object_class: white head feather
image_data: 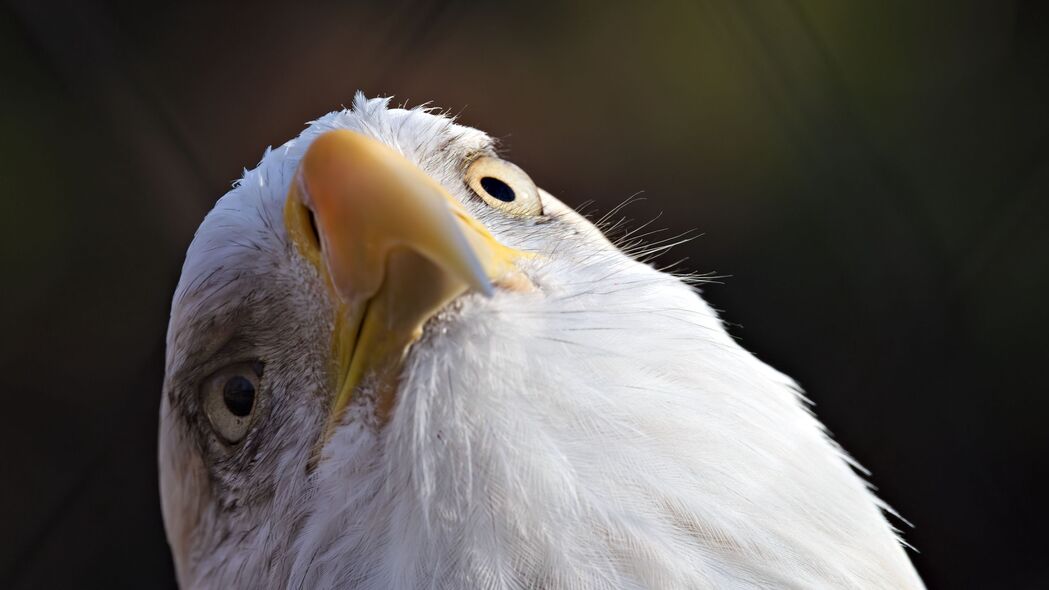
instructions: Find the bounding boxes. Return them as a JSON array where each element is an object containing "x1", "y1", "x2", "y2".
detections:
[{"x1": 159, "y1": 94, "x2": 924, "y2": 589}]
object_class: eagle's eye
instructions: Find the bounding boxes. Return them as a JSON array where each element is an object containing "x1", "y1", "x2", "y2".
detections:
[
  {"x1": 201, "y1": 362, "x2": 262, "y2": 444},
  {"x1": 466, "y1": 156, "x2": 543, "y2": 217}
]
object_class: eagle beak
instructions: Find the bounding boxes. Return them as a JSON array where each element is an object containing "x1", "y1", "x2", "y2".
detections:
[{"x1": 283, "y1": 129, "x2": 526, "y2": 436}]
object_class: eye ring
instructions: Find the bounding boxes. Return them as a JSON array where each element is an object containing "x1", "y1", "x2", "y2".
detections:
[
  {"x1": 466, "y1": 156, "x2": 543, "y2": 217},
  {"x1": 201, "y1": 362, "x2": 262, "y2": 444}
]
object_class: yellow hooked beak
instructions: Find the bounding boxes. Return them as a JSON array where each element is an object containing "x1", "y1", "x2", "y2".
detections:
[{"x1": 284, "y1": 130, "x2": 527, "y2": 436}]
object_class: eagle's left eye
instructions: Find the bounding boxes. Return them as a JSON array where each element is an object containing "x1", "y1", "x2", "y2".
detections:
[
  {"x1": 201, "y1": 362, "x2": 262, "y2": 444},
  {"x1": 466, "y1": 156, "x2": 543, "y2": 217}
]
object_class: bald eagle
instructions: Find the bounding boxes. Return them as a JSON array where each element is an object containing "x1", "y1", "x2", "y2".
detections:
[{"x1": 159, "y1": 94, "x2": 924, "y2": 589}]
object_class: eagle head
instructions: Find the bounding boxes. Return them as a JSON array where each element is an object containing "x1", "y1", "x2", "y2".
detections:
[{"x1": 159, "y1": 94, "x2": 923, "y2": 589}]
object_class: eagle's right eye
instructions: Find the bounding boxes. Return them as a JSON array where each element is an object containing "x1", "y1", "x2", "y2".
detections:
[{"x1": 202, "y1": 362, "x2": 262, "y2": 444}]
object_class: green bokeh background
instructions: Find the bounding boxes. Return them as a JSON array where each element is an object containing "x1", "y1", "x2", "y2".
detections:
[{"x1": 2, "y1": 1, "x2": 1046, "y2": 587}]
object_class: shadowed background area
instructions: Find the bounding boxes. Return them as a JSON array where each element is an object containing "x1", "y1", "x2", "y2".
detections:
[{"x1": 2, "y1": 0, "x2": 1047, "y2": 587}]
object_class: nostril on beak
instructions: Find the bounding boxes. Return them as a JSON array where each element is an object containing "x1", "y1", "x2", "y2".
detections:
[{"x1": 307, "y1": 208, "x2": 321, "y2": 249}]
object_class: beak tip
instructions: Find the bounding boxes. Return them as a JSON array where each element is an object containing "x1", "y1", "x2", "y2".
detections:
[{"x1": 464, "y1": 259, "x2": 495, "y2": 298}]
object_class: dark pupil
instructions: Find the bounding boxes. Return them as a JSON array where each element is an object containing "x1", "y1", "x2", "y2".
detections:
[
  {"x1": 480, "y1": 176, "x2": 516, "y2": 202},
  {"x1": 223, "y1": 376, "x2": 255, "y2": 417}
]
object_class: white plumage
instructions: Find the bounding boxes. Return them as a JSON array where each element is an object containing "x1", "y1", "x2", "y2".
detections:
[{"x1": 159, "y1": 94, "x2": 924, "y2": 589}]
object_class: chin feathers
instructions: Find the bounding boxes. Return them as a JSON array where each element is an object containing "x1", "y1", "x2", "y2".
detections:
[{"x1": 292, "y1": 248, "x2": 923, "y2": 589}]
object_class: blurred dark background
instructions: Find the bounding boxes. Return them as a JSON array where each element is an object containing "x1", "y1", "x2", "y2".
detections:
[{"x1": 2, "y1": 0, "x2": 1047, "y2": 587}]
